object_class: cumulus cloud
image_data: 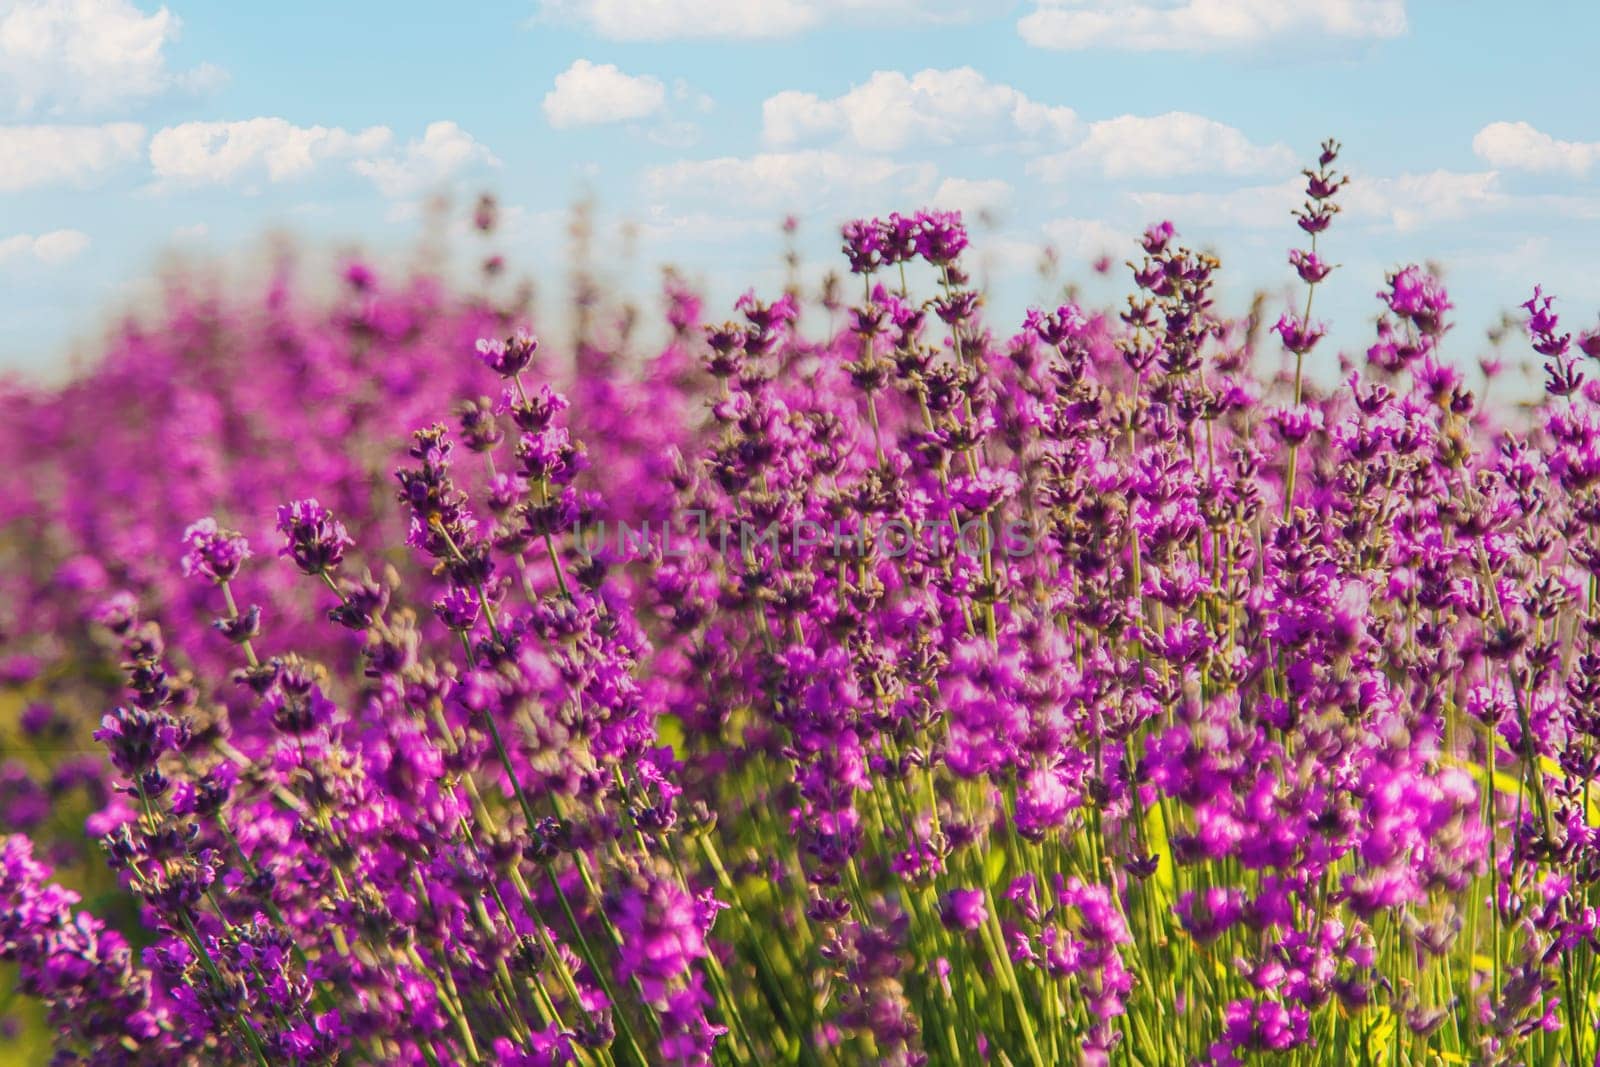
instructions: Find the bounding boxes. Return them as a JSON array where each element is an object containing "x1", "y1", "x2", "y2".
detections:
[
  {"x1": 0, "y1": 228, "x2": 89, "y2": 266},
  {"x1": 0, "y1": 0, "x2": 221, "y2": 114},
  {"x1": 1018, "y1": 0, "x2": 1406, "y2": 52},
  {"x1": 147, "y1": 118, "x2": 496, "y2": 197},
  {"x1": 976, "y1": 216, "x2": 1132, "y2": 279},
  {"x1": 544, "y1": 60, "x2": 668, "y2": 128},
  {"x1": 1130, "y1": 178, "x2": 1301, "y2": 229},
  {"x1": 1042, "y1": 216, "x2": 1132, "y2": 260},
  {"x1": 351, "y1": 121, "x2": 499, "y2": 198},
  {"x1": 930, "y1": 177, "x2": 1013, "y2": 217},
  {"x1": 0, "y1": 122, "x2": 144, "y2": 191},
  {"x1": 536, "y1": 0, "x2": 982, "y2": 40},
  {"x1": 626, "y1": 208, "x2": 771, "y2": 245},
  {"x1": 149, "y1": 118, "x2": 393, "y2": 186},
  {"x1": 1343, "y1": 169, "x2": 1504, "y2": 231},
  {"x1": 763, "y1": 68, "x2": 1077, "y2": 152},
  {"x1": 1130, "y1": 170, "x2": 1504, "y2": 233},
  {"x1": 643, "y1": 149, "x2": 937, "y2": 214},
  {"x1": 673, "y1": 78, "x2": 715, "y2": 113},
  {"x1": 1472, "y1": 121, "x2": 1600, "y2": 177},
  {"x1": 1031, "y1": 112, "x2": 1294, "y2": 179}
]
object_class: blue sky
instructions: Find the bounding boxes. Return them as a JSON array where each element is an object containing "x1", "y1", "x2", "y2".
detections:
[{"x1": 1, "y1": 0, "x2": 1596, "y2": 394}]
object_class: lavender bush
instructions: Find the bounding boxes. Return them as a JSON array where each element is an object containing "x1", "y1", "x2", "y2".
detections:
[{"x1": 4, "y1": 140, "x2": 1600, "y2": 1065}]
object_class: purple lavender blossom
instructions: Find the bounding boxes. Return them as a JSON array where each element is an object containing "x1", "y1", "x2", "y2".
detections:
[{"x1": 179, "y1": 518, "x2": 251, "y2": 583}]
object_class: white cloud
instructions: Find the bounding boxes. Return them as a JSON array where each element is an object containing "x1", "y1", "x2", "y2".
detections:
[
  {"x1": 0, "y1": 228, "x2": 89, "y2": 266},
  {"x1": 1130, "y1": 178, "x2": 1301, "y2": 229},
  {"x1": 1531, "y1": 194, "x2": 1600, "y2": 223},
  {"x1": 1129, "y1": 170, "x2": 1504, "y2": 233},
  {"x1": 0, "y1": 122, "x2": 144, "y2": 191},
  {"x1": 1042, "y1": 216, "x2": 1132, "y2": 259},
  {"x1": 931, "y1": 177, "x2": 1013, "y2": 216},
  {"x1": 977, "y1": 217, "x2": 1132, "y2": 278},
  {"x1": 762, "y1": 91, "x2": 842, "y2": 147},
  {"x1": 763, "y1": 68, "x2": 1076, "y2": 152},
  {"x1": 627, "y1": 208, "x2": 771, "y2": 245},
  {"x1": 1344, "y1": 169, "x2": 1503, "y2": 231},
  {"x1": 0, "y1": 0, "x2": 220, "y2": 114},
  {"x1": 543, "y1": 60, "x2": 668, "y2": 128},
  {"x1": 1031, "y1": 112, "x2": 1294, "y2": 180},
  {"x1": 674, "y1": 78, "x2": 715, "y2": 113},
  {"x1": 147, "y1": 118, "x2": 497, "y2": 197},
  {"x1": 1472, "y1": 121, "x2": 1600, "y2": 177},
  {"x1": 149, "y1": 118, "x2": 393, "y2": 186},
  {"x1": 536, "y1": 0, "x2": 982, "y2": 40},
  {"x1": 1019, "y1": 0, "x2": 1407, "y2": 52},
  {"x1": 643, "y1": 149, "x2": 937, "y2": 214},
  {"x1": 173, "y1": 60, "x2": 227, "y2": 94},
  {"x1": 646, "y1": 120, "x2": 702, "y2": 149},
  {"x1": 350, "y1": 121, "x2": 499, "y2": 198}
]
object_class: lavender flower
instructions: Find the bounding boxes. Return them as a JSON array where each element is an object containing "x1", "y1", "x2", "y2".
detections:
[
  {"x1": 477, "y1": 327, "x2": 540, "y2": 377},
  {"x1": 179, "y1": 518, "x2": 251, "y2": 583},
  {"x1": 275, "y1": 498, "x2": 353, "y2": 575}
]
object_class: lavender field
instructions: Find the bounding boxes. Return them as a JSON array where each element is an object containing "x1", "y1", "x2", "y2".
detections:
[
  {"x1": 5, "y1": 2, "x2": 1600, "y2": 1065},
  {"x1": 3, "y1": 132, "x2": 1600, "y2": 1065}
]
